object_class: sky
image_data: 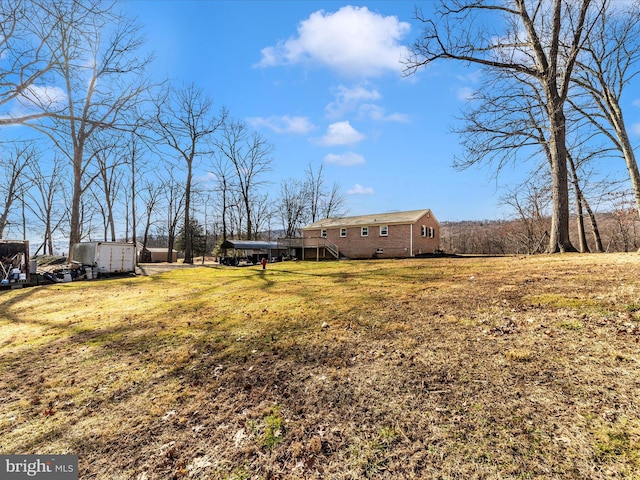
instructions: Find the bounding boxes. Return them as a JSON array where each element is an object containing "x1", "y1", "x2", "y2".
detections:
[
  {"x1": 116, "y1": 0, "x2": 552, "y2": 223},
  {"x1": 2, "y1": 0, "x2": 638, "y2": 251}
]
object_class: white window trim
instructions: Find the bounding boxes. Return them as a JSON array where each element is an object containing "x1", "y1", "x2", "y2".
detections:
[
  {"x1": 321, "y1": 229, "x2": 327, "y2": 238},
  {"x1": 340, "y1": 228, "x2": 347, "y2": 237},
  {"x1": 380, "y1": 225, "x2": 388, "y2": 236},
  {"x1": 361, "y1": 226, "x2": 369, "y2": 237}
]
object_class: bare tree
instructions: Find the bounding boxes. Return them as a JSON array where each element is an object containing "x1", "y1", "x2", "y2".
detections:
[
  {"x1": 25, "y1": 155, "x2": 68, "y2": 255},
  {"x1": 469, "y1": 73, "x2": 608, "y2": 255},
  {"x1": 306, "y1": 163, "x2": 323, "y2": 223},
  {"x1": 320, "y1": 181, "x2": 346, "y2": 220},
  {"x1": 161, "y1": 170, "x2": 186, "y2": 263},
  {"x1": 124, "y1": 129, "x2": 148, "y2": 243},
  {"x1": 210, "y1": 154, "x2": 237, "y2": 244},
  {"x1": 77, "y1": 191, "x2": 101, "y2": 244},
  {"x1": 278, "y1": 179, "x2": 309, "y2": 238},
  {"x1": 305, "y1": 162, "x2": 346, "y2": 221},
  {"x1": 453, "y1": 71, "x2": 547, "y2": 175},
  {"x1": 0, "y1": 143, "x2": 35, "y2": 239},
  {"x1": 216, "y1": 120, "x2": 273, "y2": 240},
  {"x1": 153, "y1": 83, "x2": 225, "y2": 263},
  {"x1": 22, "y1": 1, "x2": 151, "y2": 253},
  {"x1": 0, "y1": 0, "x2": 61, "y2": 126},
  {"x1": 93, "y1": 142, "x2": 125, "y2": 241},
  {"x1": 570, "y1": 2, "x2": 640, "y2": 223},
  {"x1": 250, "y1": 193, "x2": 273, "y2": 239},
  {"x1": 88, "y1": 184, "x2": 109, "y2": 241},
  {"x1": 406, "y1": 0, "x2": 604, "y2": 252},
  {"x1": 276, "y1": 166, "x2": 346, "y2": 238},
  {"x1": 138, "y1": 177, "x2": 164, "y2": 262},
  {"x1": 607, "y1": 192, "x2": 639, "y2": 252},
  {"x1": 500, "y1": 181, "x2": 551, "y2": 254}
]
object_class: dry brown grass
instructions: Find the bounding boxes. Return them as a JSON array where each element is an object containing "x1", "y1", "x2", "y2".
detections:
[{"x1": 2, "y1": 254, "x2": 640, "y2": 479}]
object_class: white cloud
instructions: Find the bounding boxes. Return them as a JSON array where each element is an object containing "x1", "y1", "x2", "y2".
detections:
[
  {"x1": 347, "y1": 183, "x2": 375, "y2": 195},
  {"x1": 326, "y1": 84, "x2": 381, "y2": 118},
  {"x1": 18, "y1": 85, "x2": 67, "y2": 108},
  {"x1": 0, "y1": 85, "x2": 67, "y2": 124},
  {"x1": 326, "y1": 84, "x2": 408, "y2": 122},
  {"x1": 358, "y1": 104, "x2": 409, "y2": 123},
  {"x1": 198, "y1": 171, "x2": 218, "y2": 187},
  {"x1": 257, "y1": 6, "x2": 410, "y2": 78},
  {"x1": 453, "y1": 71, "x2": 481, "y2": 102},
  {"x1": 457, "y1": 86, "x2": 475, "y2": 101},
  {"x1": 247, "y1": 115, "x2": 315, "y2": 134},
  {"x1": 324, "y1": 152, "x2": 365, "y2": 166},
  {"x1": 337, "y1": 84, "x2": 381, "y2": 104},
  {"x1": 632, "y1": 123, "x2": 640, "y2": 136},
  {"x1": 633, "y1": 99, "x2": 640, "y2": 107},
  {"x1": 318, "y1": 121, "x2": 365, "y2": 146},
  {"x1": 456, "y1": 70, "x2": 484, "y2": 84}
]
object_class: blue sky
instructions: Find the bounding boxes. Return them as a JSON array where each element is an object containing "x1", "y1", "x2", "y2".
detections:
[{"x1": 119, "y1": 0, "x2": 640, "y2": 222}]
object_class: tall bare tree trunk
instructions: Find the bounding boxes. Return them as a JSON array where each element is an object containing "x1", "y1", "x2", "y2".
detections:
[
  {"x1": 183, "y1": 161, "x2": 193, "y2": 264},
  {"x1": 547, "y1": 104, "x2": 576, "y2": 252},
  {"x1": 69, "y1": 150, "x2": 84, "y2": 250},
  {"x1": 567, "y1": 153, "x2": 589, "y2": 252}
]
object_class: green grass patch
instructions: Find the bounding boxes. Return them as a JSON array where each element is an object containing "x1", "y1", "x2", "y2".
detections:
[
  {"x1": 594, "y1": 417, "x2": 640, "y2": 469},
  {"x1": 525, "y1": 293, "x2": 598, "y2": 310},
  {"x1": 558, "y1": 320, "x2": 584, "y2": 331},
  {"x1": 262, "y1": 405, "x2": 285, "y2": 450}
]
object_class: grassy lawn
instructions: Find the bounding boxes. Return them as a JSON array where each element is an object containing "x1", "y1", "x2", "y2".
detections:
[{"x1": 2, "y1": 254, "x2": 640, "y2": 479}]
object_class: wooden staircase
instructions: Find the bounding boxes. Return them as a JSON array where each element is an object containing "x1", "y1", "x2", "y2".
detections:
[{"x1": 323, "y1": 239, "x2": 340, "y2": 259}]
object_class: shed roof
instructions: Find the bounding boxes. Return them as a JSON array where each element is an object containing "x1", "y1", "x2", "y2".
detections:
[
  {"x1": 144, "y1": 247, "x2": 177, "y2": 253},
  {"x1": 221, "y1": 240, "x2": 281, "y2": 250},
  {"x1": 303, "y1": 209, "x2": 435, "y2": 230}
]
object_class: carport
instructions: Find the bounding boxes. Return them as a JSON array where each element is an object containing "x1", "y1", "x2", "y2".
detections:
[{"x1": 219, "y1": 240, "x2": 286, "y2": 265}]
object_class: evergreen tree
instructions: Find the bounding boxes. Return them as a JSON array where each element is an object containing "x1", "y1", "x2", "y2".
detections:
[{"x1": 176, "y1": 219, "x2": 207, "y2": 258}]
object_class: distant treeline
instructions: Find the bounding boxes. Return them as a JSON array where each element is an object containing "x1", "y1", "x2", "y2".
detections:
[{"x1": 441, "y1": 212, "x2": 640, "y2": 255}]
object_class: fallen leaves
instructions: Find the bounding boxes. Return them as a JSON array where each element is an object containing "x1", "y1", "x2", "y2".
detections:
[{"x1": 3, "y1": 255, "x2": 640, "y2": 479}]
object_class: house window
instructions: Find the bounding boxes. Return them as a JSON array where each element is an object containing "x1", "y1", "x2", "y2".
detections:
[
  {"x1": 321, "y1": 229, "x2": 327, "y2": 238},
  {"x1": 380, "y1": 225, "x2": 388, "y2": 236},
  {"x1": 361, "y1": 226, "x2": 369, "y2": 237},
  {"x1": 422, "y1": 226, "x2": 435, "y2": 238},
  {"x1": 340, "y1": 228, "x2": 347, "y2": 237}
]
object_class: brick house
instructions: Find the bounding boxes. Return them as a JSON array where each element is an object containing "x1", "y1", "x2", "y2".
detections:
[{"x1": 300, "y1": 209, "x2": 440, "y2": 259}]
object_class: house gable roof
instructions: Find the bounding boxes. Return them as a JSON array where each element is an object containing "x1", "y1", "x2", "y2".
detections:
[{"x1": 303, "y1": 209, "x2": 436, "y2": 230}]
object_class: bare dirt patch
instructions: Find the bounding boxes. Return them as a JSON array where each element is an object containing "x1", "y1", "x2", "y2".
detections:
[{"x1": 2, "y1": 254, "x2": 640, "y2": 479}]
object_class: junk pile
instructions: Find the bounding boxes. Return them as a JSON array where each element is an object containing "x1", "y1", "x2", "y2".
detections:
[
  {"x1": 0, "y1": 241, "x2": 138, "y2": 288},
  {"x1": 0, "y1": 250, "x2": 27, "y2": 285},
  {"x1": 38, "y1": 242, "x2": 137, "y2": 283},
  {"x1": 38, "y1": 261, "x2": 87, "y2": 284}
]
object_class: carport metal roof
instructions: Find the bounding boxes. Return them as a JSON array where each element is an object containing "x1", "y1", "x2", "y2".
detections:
[{"x1": 220, "y1": 240, "x2": 281, "y2": 250}]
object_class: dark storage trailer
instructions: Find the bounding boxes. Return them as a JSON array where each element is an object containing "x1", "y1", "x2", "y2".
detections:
[{"x1": 0, "y1": 240, "x2": 30, "y2": 286}]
